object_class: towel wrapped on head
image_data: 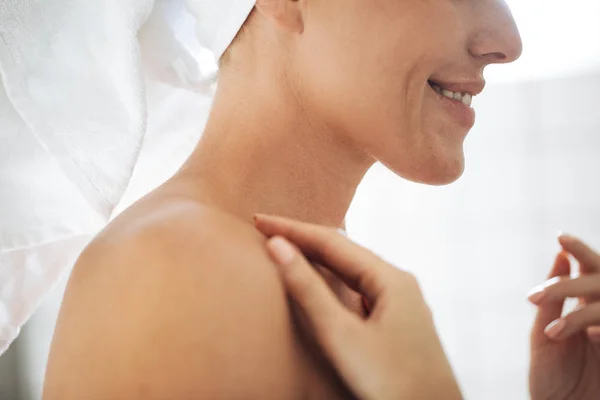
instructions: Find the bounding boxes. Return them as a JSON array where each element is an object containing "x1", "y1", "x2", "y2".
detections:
[{"x1": 0, "y1": 0, "x2": 255, "y2": 355}]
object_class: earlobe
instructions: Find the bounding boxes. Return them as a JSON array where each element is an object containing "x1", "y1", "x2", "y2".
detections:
[{"x1": 255, "y1": 0, "x2": 304, "y2": 34}]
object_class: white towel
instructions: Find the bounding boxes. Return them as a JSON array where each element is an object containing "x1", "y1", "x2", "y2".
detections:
[{"x1": 0, "y1": 0, "x2": 255, "y2": 355}]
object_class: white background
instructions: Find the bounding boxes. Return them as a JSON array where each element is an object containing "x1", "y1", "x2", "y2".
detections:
[
  {"x1": 487, "y1": 0, "x2": 600, "y2": 83},
  {"x1": 1, "y1": 1, "x2": 600, "y2": 399}
]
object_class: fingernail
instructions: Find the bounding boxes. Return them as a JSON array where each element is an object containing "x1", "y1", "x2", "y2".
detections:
[
  {"x1": 545, "y1": 319, "x2": 567, "y2": 339},
  {"x1": 527, "y1": 277, "x2": 562, "y2": 304},
  {"x1": 527, "y1": 288, "x2": 545, "y2": 304},
  {"x1": 268, "y1": 237, "x2": 296, "y2": 265},
  {"x1": 556, "y1": 230, "x2": 564, "y2": 239},
  {"x1": 559, "y1": 233, "x2": 576, "y2": 244},
  {"x1": 337, "y1": 228, "x2": 348, "y2": 237},
  {"x1": 545, "y1": 276, "x2": 563, "y2": 286}
]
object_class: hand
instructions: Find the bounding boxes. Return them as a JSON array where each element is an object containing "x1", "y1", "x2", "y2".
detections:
[
  {"x1": 315, "y1": 262, "x2": 367, "y2": 317},
  {"x1": 528, "y1": 234, "x2": 600, "y2": 400},
  {"x1": 320, "y1": 223, "x2": 366, "y2": 318},
  {"x1": 254, "y1": 214, "x2": 463, "y2": 400}
]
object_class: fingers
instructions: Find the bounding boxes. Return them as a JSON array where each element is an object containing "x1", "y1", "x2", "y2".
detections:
[
  {"x1": 528, "y1": 274, "x2": 600, "y2": 305},
  {"x1": 530, "y1": 252, "x2": 571, "y2": 345},
  {"x1": 254, "y1": 214, "x2": 397, "y2": 303},
  {"x1": 543, "y1": 303, "x2": 600, "y2": 341},
  {"x1": 530, "y1": 244, "x2": 600, "y2": 343},
  {"x1": 315, "y1": 263, "x2": 366, "y2": 317},
  {"x1": 265, "y1": 236, "x2": 360, "y2": 346},
  {"x1": 559, "y1": 234, "x2": 600, "y2": 273}
]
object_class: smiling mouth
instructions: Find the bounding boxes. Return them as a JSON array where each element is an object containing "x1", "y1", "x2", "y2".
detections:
[{"x1": 427, "y1": 80, "x2": 473, "y2": 107}]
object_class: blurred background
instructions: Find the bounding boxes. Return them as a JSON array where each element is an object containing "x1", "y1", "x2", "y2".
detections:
[{"x1": 1, "y1": 0, "x2": 600, "y2": 399}]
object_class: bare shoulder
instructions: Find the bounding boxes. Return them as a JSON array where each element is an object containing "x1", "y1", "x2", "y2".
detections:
[{"x1": 43, "y1": 199, "x2": 304, "y2": 399}]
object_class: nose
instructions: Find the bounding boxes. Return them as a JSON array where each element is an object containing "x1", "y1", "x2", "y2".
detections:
[{"x1": 468, "y1": 1, "x2": 523, "y2": 65}]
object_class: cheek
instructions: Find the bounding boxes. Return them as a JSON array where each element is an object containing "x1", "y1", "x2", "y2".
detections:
[
  {"x1": 295, "y1": 2, "x2": 467, "y2": 184},
  {"x1": 297, "y1": 36, "x2": 418, "y2": 145},
  {"x1": 299, "y1": 76, "x2": 466, "y2": 185}
]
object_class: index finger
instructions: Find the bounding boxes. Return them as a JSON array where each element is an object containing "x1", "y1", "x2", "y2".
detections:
[
  {"x1": 254, "y1": 214, "x2": 399, "y2": 303},
  {"x1": 559, "y1": 234, "x2": 600, "y2": 273}
]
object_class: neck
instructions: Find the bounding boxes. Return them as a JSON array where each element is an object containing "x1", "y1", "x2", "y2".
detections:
[{"x1": 172, "y1": 68, "x2": 374, "y2": 228}]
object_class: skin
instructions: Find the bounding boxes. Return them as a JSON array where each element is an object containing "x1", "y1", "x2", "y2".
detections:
[
  {"x1": 528, "y1": 235, "x2": 600, "y2": 400},
  {"x1": 253, "y1": 215, "x2": 600, "y2": 400},
  {"x1": 43, "y1": 0, "x2": 522, "y2": 398},
  {"x1": 254, "y1": 214, "x2": 464, "y2": 400}
]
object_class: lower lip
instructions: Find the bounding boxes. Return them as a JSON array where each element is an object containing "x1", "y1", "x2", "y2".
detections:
[{"x1": 429, "y1": 85, "x2": 476, "y2": 129}]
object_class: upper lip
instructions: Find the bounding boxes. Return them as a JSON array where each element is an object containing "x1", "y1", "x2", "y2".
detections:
[{"x1": 428, "y1": 79, "x2": 486, "y2": 97}]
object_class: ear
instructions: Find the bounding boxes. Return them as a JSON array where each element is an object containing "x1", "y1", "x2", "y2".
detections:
[{"x1": 255, "y1": 0, "x2": 304, "y2": 34}]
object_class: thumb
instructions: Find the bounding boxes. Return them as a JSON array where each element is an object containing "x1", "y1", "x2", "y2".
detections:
[{"x1": 531, "y1": 251, "x2": 571, "y2": 346}]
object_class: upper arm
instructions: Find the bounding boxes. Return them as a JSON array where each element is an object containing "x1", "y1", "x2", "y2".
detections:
[{"x1": 43, "y1": 211, "x2": 304, "y2": 399}]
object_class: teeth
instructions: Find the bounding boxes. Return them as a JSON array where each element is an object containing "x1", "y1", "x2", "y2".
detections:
[
  {"x1": 442, "y1": 89, "x2": 453, "y2": 98},
  {"x1": 461, "y1": 93, "x2": 472, "y2": 106},
  {"x1": 430, "y1": 83, "x2": 473, "y2": 107}
]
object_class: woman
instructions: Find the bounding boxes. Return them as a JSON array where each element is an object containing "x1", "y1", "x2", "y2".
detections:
[{"x1": 43, "y1": 0, "x2": 524, "y2": 398}]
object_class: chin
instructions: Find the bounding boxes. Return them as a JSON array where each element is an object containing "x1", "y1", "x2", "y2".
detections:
[
  {"x1": 422, "y1": 163, "x2": 465, "y2": 185},
  {"x1": 385, "y1": 149, "x2": 466, "y2": 186}
]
